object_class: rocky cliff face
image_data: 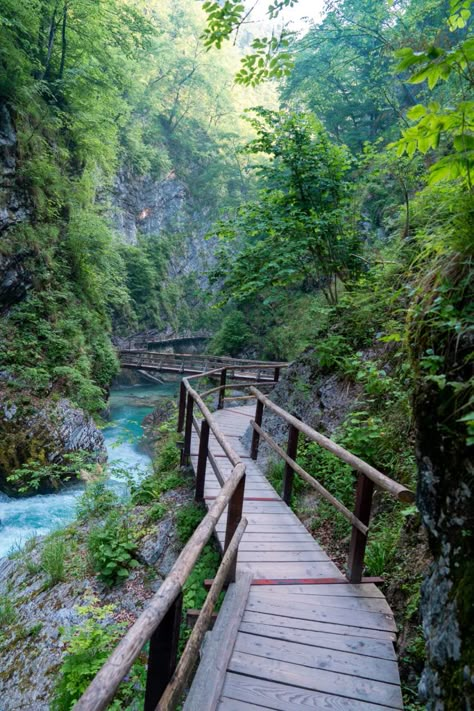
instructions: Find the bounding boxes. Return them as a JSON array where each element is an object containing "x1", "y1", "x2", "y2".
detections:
[
  {"x1": 414, "y1": 333, "x2": 474, "y2": 709},
  {"x1": 0, "y1": 106, "x2": 33, "y2": 313},
  {"x1": 0, "y1": 393, "x2": 105, "y2": 494},
  {"x1": 110, "y1": 168, "x2": 216, "y2": 284},
  {"x1": 0, "y1": 105, "x2": 29, "y2": 233}
]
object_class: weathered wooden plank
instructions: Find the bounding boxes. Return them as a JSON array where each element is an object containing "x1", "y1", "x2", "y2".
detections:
[
  {"x1": 183, "y1": 573, "x2": 253, "y2": 711},
  {"x1": 238, "y1": 622, "x2": 397, "y2": 661},
  {"x1": 248, "y1": 589, "x2": 392, "y2": 615},
  {"x1": 234, "y1": 632, "x2": 400, "y2": 684},
  {"x1": 252, "y1": 583, "x2": 385, "y2": 598},
  {"x1": 218, "y1": 699, "x2": 267, "y2": 711},
  {"x1": 238, "y1": 562, "x2": 343, "y2": 580},
  {"x1": 238, "y1": 551, "x2": 331, "y2": 563},
  {"x1": 246, "y1": 596, "x2": 396, "y2": 632},
  {"x1": 218, "y1": 698, "x2": 268, "y2": 711},
  {"x1": 228, "y1": 652, "x2": 403, "y2": 708},
  {"x1": 233, "y1": 532, "x2": 316, "y2": 542},
  {"x1": 238, "y1": 541, "x2": 322, "y2": 552},
  {"x1": 242, "y1": 610, "x2": 397, "y2": 642},
  {"x1": 221, "y1": 672, "x2": 398, "y2": 711}
]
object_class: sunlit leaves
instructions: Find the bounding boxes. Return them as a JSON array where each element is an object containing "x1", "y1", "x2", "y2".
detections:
[
  {"x1": 393, "y1": 2, "x2": 474, "y2": 186},
  {"x1": 448, "y1": 0, "x2": 472, "y2": 29},
  {"x1": 236, "y1": 32, "x2": 294, "y2": 86},
  {"x1": 200, "y1": 0, "x2": 296, "y2": 83}
]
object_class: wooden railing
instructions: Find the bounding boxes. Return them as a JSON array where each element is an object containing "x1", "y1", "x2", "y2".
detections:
[
  {"x1": 247, "y1": 387, "x2": 415, "y2": 583},
  {"x1": 119, "y1": 349, "x2": 286, "y2": 381},
  {"x1": 75, "y1": 358, "x2": 413, "y2": 710},
  {"x1": 73, "y1": 371, "x2": 259, "y2": 710}
]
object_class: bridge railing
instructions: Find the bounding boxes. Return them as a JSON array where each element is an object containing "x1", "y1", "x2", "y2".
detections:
[
  {"x1": 74, "y1": 370, "x2": 257, "y2": 711},
  {"x1": 247, "y1": 386, "x2": 415, "y2": 583},
  {"x1": 119, "y1": 349, "x2": 287, "y2": 382},
  {"x1": 178, "y1": 365, "x2": 414, "y2": 585}
]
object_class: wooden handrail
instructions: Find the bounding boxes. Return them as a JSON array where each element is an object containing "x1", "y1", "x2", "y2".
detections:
[
  {"x1": 74, "y1": 463, "x2": 246, "y2": 711},
  {"x1": 251, "y1": 420, "x2": 368, "y2": 534},
  {"x1": 183, "y1": 381, "x2": 241, "y2": 467},
  {"x1": 157, "y1": 516, "x2": 248, "y2": 710},
  {"x1": 119, "y1": 349, "x2": 287, "y2": 367},
  {"x1": 250, "y1": 387, "x2": 414, "y2": 503}
]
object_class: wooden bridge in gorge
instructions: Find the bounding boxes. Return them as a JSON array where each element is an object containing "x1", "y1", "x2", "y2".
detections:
[{"x1": 75, "y1": 359, "x2": 414, "y2": 711}]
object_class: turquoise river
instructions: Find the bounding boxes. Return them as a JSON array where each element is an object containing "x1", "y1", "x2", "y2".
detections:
[{"x1": 0, "y1": 380, "x2": 178, "y2": 558}]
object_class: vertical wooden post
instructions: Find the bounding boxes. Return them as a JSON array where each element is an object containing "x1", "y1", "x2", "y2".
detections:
[
  {"x1": 217, "y1": 368, "x2": 227, "y2": 410},
  {"x1": 224, "y1": 472, "x2": 246, "y2": 583},
  {"x1": 144, "y1": 591, "x2": 183, "y2": 711},
  {"x1": 195, "y1": 419, "x2": 209, "y2": 502},
  {"x1": 282, "y1": 424, "x2": 299, "y2": 505},
  {"x1": 251, "y1": 399, "x2": 264, "y2": 460},
  {"x1": 347, "y1": 473, "x2": 374, "y2": 583},
  {"x1": 177, "y1": 381, "x2": 186, "y2": 433},
  {"x1": 274, "y1": 366, "x2": 280, "y2": 383},
  {"x1": 181, "y1": 393, "x2": 194, "y2": 466}
]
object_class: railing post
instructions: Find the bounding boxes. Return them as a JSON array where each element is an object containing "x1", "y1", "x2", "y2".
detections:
[
  {"x1": 181, "y1": 393, "x2": 194, "y2": 466},
  {"x1": 224, "y1": 471, "x2": 246, "y2": 583},
  {"x1": 144, "y1": 590, "x2": 183, "y2": 711},
  {"x1": 274, "y1": 366, "x2": 280, "y2": 383},
  {"x1": 282, "y1": 424, "x2": 299, "y2": 505},
  {"x1": 195, "y1": 419, "x2": 209, "y2": 502},
  {"x1": 177, "y1": 381, "x2": 186, "y2": 433},
  {"x1": 251, "y1": 399, "x2": 264, "y2": 460},
  {"x1": 347, "y1": 472, "x2": 374, "y2": 583},
  {"x1": 217, "y1": 368, "x2": 227, "y2": 410}
]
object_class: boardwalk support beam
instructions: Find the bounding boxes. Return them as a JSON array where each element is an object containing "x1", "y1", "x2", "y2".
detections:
[
  {"x1": 217, "y1": 368, "x2": 227, "y2": 409},
  {"x1": 181, "y1": 393, "x2": 194, "y2": 466},
  {"x1": 251, "y1": 399, "x2": 264, "y2": 460},
  {"x1": 283, "y1": 424, "x2": 299, "y2": 505},
  {"x1": 347, "y1": 472, "x2": 374, "y2": 583},
  {"x1": 144, "y1": 590, "x2": 183, "y2": 711},
  {"x1": 195, "y1": 419, "x2": 210, "y2": 502}
]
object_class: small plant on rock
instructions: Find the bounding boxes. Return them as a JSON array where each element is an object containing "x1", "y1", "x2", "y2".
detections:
[
  {"x1": 87, "y1": 511, "x2": 139, "y2": 586},
  {"x1": 41, "y1": 534, "x2": 66, "y2": 587}
]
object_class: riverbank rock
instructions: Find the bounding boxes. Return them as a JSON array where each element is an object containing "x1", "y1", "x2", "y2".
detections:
[{"x1": 0, "y1": 391, "x2": 105, "y2": 494}]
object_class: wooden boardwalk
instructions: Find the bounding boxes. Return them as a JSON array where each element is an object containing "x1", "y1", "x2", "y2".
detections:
[{"x1": 186, "y1": 405, "x2": 403, "y2": 710}]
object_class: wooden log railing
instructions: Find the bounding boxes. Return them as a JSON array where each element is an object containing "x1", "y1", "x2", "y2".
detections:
[
  {"x1": 119, "y1": 349, "x2": 287, "y2": 382},
  {"x1": 73, "y1": 364, "x2": 258, "y2": 710},
  {"x1": 247, "y1": 386, "x2": 415, "y2": 584}
]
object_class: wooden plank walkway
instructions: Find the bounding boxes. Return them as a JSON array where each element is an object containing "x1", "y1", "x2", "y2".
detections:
[{"x1": 186, "y1": 405, "x2": 403, "y2": 710}]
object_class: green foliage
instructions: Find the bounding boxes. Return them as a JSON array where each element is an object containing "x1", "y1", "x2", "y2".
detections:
[
  {"x1": 76, "y1": 479, "x2": 120, "y2": 521},
  {"x1": 52, "y1": 598, "x2": 145, "y2": 710},
  {"x1": 87, "y1": 512, "x2": 138, "y2": 586},
  {"x1": 175, "y1": 502, "x2": 206, "y2": 544},
  {"x1": 147, "y1": 503, "x2": 167, "y2": 522},
  {"x1": 41, "y1": 535, "x2": 66, "y2": 587},
  {"x1": 393, "y1": 2, "x2": 474, "y2": 186},
  {"x1": 211, "y1": 109, "x2": 361, "y2": 307},
  {"x1": 209, "y1": 311, "x2": 253, "y2": 357},
  {"x1": 201, "y1": 0, "x2": 294, "y2": 84},
  {"x1": 183, "y1": 545, "x2": 221, "y2": 611},
  {"x1": 0, "y1": 594, "x2": 16, "y2": 626}
]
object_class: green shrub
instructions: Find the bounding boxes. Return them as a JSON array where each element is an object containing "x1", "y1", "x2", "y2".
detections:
[
  {"x1": 41, "y1": 535, "x2": 66, "y2": 587},
  {"x1": 175, "y1": 503, "x2": 206, "y2": 544},
  {"x1": 147, "y1": 503, "x2": 167, "y2": 522},
  {"x1": 155, "y1": 438, "x2": 180, "y2": 472},
  {"x1": 87, "y1": 512, "x2": 138, "y2": 586},
  {"x1": 52, "y1": 601, "x2": 145, "y2": 710},
  {"x1": 76, "y1": 479, "x2": 119, "y2": 520},
  {"x1": 0, "y1": 594, "x2": 16, "y2": 626},
  {"x1": 364, "y1": 515, "x2": 402, "y2": 577}
]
